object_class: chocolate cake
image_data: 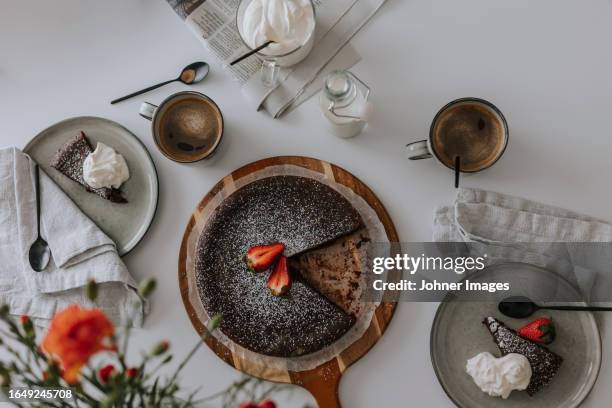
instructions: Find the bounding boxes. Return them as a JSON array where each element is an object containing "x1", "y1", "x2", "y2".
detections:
[
  {"x1": 483, "y1": 317, "x2": 563, "y2": 396},
  {"x1": 50, "y1": 132, "x2": 126, "y2": 203},
  {"x1": 195, "y1": 176, "x2": 363, "y2": 357}
]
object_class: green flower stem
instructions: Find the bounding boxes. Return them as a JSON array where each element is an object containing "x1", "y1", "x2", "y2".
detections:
[
  {"x1": 142, "y1": 355, "x2": 172, "y2": 381},
  {"x1": 165, "y1": 315, "x2": 222, "y2": 391}
]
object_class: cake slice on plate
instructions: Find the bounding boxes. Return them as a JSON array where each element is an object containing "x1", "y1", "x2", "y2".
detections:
[
  {"x1": 50, "y1": 131, "x2": 127, "y2": 203},
  {"x1": 483, "y1": 316, "x2": 563, "y2": 396}
]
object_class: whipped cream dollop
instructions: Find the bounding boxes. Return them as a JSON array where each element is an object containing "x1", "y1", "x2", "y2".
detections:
[
  {"x1": 83, "y1": 142, "x2": 130, "y2": 189},
  {"x1": 241, "y1": 0, "x2": 315, "y2": 56},
  {"x1": 466, "y1": 352, "x2": 532, "y2": 399}
]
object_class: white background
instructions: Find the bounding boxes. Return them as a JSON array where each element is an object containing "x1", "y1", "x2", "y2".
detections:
[{"x1": 1, "y1": 0, "x2": 611, "y2": 406}]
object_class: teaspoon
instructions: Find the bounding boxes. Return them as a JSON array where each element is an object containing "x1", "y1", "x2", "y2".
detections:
[
  {"x1": 499, "y1": 296, "x2": 612, "y2": 319},
  {"x1": 28, "y1": 164, "x2": 51, "y2": 272},
  {"x1": 111, "y1": 61, "x2": 210, "y2": 104}
]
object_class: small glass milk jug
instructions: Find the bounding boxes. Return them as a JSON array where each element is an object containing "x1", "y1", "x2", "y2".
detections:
[{"x1": 319, "y1": 70, "x2": 371, "y2": 138}]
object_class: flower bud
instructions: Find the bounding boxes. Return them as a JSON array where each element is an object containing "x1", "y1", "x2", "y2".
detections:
[
  {"x1": 20, "y1": 315, "x2": 34, "y2": 335},
  {"x1": 0, "y1": 372, "x2": 10, "y2": 387},
  {"x1": 98, "y1": 364, "x2": 117, "y2": 384},
  {"x1": 258, "y1": 400, "x2": 277, "y2": 408},
  {"x1": 47, "y1": 361, "x2": 61, "y2": 379},
  {"x1": 208, "y1": 314, "x2": 223, "y2": 331},
  {"x1": 125, "y1": 367, "x2": 139, "y2": 379},
  {"x1": 151, "y1": 340, "x2": 170, "y2": 356},
  {"x1": 85, "y1": 279, "x2": 98, "y2": 302},
  {"x1": 138, "y1": 278, "x2": 157, "y2": 298},
  {"x1": 0, "y1": 304, "x2": 9, "y2": 318}
]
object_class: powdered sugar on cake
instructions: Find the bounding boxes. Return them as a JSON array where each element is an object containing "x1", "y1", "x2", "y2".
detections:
[{"x1": 195, "y1": 176, "x2": 363, "y2": 357}]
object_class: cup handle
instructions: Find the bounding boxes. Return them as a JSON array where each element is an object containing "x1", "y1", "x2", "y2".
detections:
[
  {"x1": 261, "y1": 60, "x2": 280, "y2": 88},
  {"x1": 406, "y1": 140, "x2": 433, "y2": 160},
  {"x1": 139, "y1": 102, "x2": 158, "y2": 121}
]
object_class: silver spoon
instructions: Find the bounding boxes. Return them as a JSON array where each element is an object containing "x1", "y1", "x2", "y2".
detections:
[
  {"x1": 110, "y1": 61, "x2": 210, "y2": 104},
  {"x1": 28, "y1": 164, "x2": 51, "y2": 272},
  {"x1": 498, "y1": 296, "x2": 612, "y2": 319}
]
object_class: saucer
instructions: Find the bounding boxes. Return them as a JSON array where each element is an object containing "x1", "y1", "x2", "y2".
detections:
[
  {"x1": 24, "y1": 116, "x2": 159, "y2": 255},
  {"x1": 430, "y1": 263, "x2": 601, "y2": 408}
]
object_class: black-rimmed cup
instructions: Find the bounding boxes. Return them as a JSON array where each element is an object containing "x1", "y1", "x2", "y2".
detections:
[
  {"x1": 406, "y1": 98, "x2": 508, "y2": 174},
  {"x1": 139, "y1": 91, "x2": 224, "y2": 163}
]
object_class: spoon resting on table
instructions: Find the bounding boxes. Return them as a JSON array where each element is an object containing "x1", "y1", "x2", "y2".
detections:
[
  {"x1": 110, "y1": 61, "x2": 210, "y2": 104},
  {"x1": 499, "y1": 296, "x2": 612, "y2": 319}
]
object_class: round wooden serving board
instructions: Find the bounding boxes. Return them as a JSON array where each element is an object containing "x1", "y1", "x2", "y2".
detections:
[{"x1": 178, "y1": 156, "x2": 399, "y2": 408}]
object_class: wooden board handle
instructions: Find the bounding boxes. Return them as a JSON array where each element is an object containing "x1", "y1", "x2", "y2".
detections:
[{"x1": 293, "y1": 359, "x2": 342, "y2": 408}]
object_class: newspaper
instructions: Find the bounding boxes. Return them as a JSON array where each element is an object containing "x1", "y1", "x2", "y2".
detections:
[{"x1": 167, "y1": 0, "x2": 386, "y2": 117}]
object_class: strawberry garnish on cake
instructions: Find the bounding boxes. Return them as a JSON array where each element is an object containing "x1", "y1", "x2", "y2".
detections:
[
  {"x1": 244, "y1": 242, "x2": 285, "y2": 272},
  {"x1": 518, "y1": 317, "x2": 556, "y2": 345},
  {"x1": 267, "y1": 256, "x2": 291, "y2": 296},
  {"x1": 483, "y1": 316, "x2": 563, "y2": 396}
]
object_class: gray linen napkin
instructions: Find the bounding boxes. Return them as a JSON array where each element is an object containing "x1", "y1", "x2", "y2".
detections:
[
  {"x1": 434, "y1": 188, "x2": 612, "y2": 302},
  {"x1": 0, "y1": 147, "x2": 143, "y2": 326},
  {"x1": 434, "y1": 188, "x2": 612, "y2": 243}
]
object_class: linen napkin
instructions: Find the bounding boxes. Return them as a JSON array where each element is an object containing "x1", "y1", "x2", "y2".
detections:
[
  {"x1": 0, "y1": 147, "x2": 144, "y2": 327},
  {"x1": 434, "y1": 188, "x2": 612, "y2": 243},
  {"x1": 434, "y1": 188, "x2": 612, "y2": 302}
]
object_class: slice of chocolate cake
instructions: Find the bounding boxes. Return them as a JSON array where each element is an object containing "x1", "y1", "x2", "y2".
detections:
[
  {"x1": 196, "y1": 176, "x2": 362, "y2": 357},
  {"x1": 50, "y1": 132, "x2": 127, "y2": 203},
  {"x1": 483, "y1": 317, "x2": 563, "y2": 396}
]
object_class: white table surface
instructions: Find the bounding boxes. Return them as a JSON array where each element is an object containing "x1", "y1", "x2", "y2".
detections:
[{"x1": 1, "y1": 1, "x2": 611, "y2": 406}]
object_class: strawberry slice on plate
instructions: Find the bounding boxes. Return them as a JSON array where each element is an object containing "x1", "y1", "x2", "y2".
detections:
[
  {"x1": 267, "y1": 256, "x2": 292, "y2": 296},
  {"x1": 244, "y1": 242, "x2": 285, "y2": 272},
  {"x1": 518, "y1": 316, "x2": 556, "y2": 344}
]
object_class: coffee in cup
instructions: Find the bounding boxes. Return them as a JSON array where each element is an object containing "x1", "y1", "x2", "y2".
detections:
[
  {"x1": 139, "y1": 91, "x2": 223, "y2": 163},
  {"x1": 406, "y1": 98, "x2": 508, "y2": 173}
]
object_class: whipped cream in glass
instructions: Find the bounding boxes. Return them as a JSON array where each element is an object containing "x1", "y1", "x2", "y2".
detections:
[
  {"x1": 83, "y1": 142, "x2": 130, "y2": 189},
  {"x1": 466, "y1": 352, "x2": 532, "y2": 399},
  {"x1": 241, "y1": 0, "x2": 315, "y2": 56}
]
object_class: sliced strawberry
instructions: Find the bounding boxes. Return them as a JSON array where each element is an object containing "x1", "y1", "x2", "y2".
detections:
[
  {"x1": 244, "y1": 242, "x2": 285, "y2": 272},
  {"x1": 267, "y1": 256, "x2": 292, "y2": 296},
  {"x1": 518, "y1": 316, "x2": 555, "y2": 344}
]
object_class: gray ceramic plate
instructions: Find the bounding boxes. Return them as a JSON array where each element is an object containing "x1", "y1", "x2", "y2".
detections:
[
  {"x1": 24, "y1": 116, "x2": 158, "y2": 255},
  {"x1": 431, "y1": 263, "x2": 601, "y2": 408}
]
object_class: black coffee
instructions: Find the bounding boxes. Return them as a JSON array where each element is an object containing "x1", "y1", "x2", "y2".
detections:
[
  {"x1": 431, "y1": 101, "x2": 506, "y2": 172},
  {"x1": 158, "y1": 97, "x2": 222, "y2": 161}
]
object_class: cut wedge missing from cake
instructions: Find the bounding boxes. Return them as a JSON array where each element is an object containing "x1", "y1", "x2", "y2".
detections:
[
  {"x1": 50, "y1": 132, "x2": 127, "y2": 203},
  {"x1": 483, "y1": 316, "x2": 563, "y2": 396},
  {"x1": 195, "y1": 176, "x2": 363, "y2": 357},
  {"x1": 288, "y1": 229, "x2": 370, "y2": 318}
]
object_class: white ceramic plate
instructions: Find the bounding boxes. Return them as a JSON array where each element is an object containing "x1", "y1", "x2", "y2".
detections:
[
  {"x1": 24, "y1": 116, "x2": 159, "y2": 255},
  {"x1": 431, "y1": 263, "x2": 601, "y2": 408}
]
